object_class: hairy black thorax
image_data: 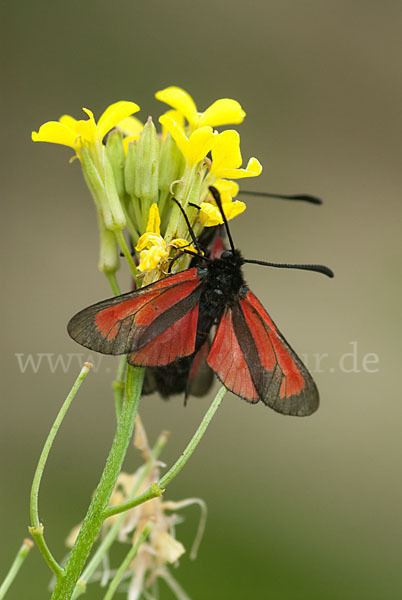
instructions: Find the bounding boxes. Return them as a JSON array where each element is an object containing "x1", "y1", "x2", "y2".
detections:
[
  {"x1": 198, "y1": 248, "x2": 248, "y2": 319},
  {"x1": 145, "y1": 249, "x2": 249, "y2": 400}
]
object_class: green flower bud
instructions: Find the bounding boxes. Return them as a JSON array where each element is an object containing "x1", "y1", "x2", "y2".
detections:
[
  {"x1": 158, "y1": 132, "x2": 185, "y2": 229},
  {"x1": 98, "y1": 222, "x2": 120, "y2": 274},
  {"x1": 135, "y1": 117, "x2": 159, "y2": 207},
  {"x1": 124, "y1": 139, "x2": 137, "y2": 198},
  {"x1": 106, "y1": 130, "x2": 125, "y2": 200},
  {"x1": 103, "y1": 150, "x2": 127, "y2": 231},
  {"x1": 79, "y1": 147, "x2": 114, "y2": 230},
  {"x1": 159, "y1": 132, "x2": 184, "y2": 194}
]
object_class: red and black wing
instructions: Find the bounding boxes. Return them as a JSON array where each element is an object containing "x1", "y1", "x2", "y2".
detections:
[
  {"x1": 207, "y1": 290, "x2": 318, "y2": 416},
  {"x1": 186, "y1": 339, "x2": 214, "y2": 398},
  {"x1": 67, "y1": 268, "x2": 203, "y2": 366}
]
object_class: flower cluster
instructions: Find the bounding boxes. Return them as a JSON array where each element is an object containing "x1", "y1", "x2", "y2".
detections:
[{"x1": 32, "y1": 86, "x2": 262, "y2": 282}]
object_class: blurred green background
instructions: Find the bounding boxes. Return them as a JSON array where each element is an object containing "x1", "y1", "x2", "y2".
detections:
[{"x1": 2, "y1": 0, "x2": 402, "y2": 598}]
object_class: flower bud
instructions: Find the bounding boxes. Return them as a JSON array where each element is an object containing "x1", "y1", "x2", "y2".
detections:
[
  {"x1": 79, "y1": 147, "x2": 114, "y2": 230},
  {"x1": 106, "y1": 130, "x2": 125, "y2": 200},
  {"x1": 135, "y1": 117, "x2": 159, "y2": 206},
  {"x1": 98, "y1": 223, "x2": 120, "y2": 274},
  {"x1": 159, "y1": 132, "x2": 184, "y2": 195},
  {"x1": 103, "y1": 149, "x2": 127, "y2": 231},
  {"x1": 124, "y1": 139, "x2": 137, "y2": 197}
]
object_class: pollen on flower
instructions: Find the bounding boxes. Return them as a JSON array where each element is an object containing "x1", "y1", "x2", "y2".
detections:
[{"x1": 138, "y1": 244, "x2": 168, "y2": 272}]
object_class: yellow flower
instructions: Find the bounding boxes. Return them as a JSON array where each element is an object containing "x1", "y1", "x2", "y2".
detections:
[
  {"x1": 208, "y1": 129, "x2": 262, "y2": 180},
  {"x1": 155, "y1": 86, "x2": 245, "y2": 129},
  {"x1": 136, "y1": 204, "x2": 194, "y2": 272},
  {"x1": 213, "y1": 179, "x2": 240, "y2": 201},
  {"x1": 116, "y1": 115, "x2": 144, "y2": 138},
  {"x1": 31, "y1": 101, "x2": 140, "y2": 151},
  {"x1": 160, "y1": 109, "x2": 184, "y2": 139},
  {"x1": 199, "y1": 180, "x2": 246, "y2": 227},
  {"x1": 159, "y1": 114, "x2": 217, "y2": 166}
]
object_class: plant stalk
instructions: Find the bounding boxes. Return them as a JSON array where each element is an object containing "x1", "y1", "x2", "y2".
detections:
[
  {"x1": 51, "y1": 365, "x2": 144, "y2": 600},
  {"x1": 30, "y1": 363, "x2": 92, "y2": 578},
  {"x1": 0, "y1": 539, "x2": 33, "y2": 600},
  {"x1": 102, "y1": 523, "x2": 153, "y2": 600}
]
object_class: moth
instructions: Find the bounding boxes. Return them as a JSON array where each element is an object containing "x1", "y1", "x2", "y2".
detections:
[{"x1": 68, "y1": 187, "x2": 333, "y2": 416}]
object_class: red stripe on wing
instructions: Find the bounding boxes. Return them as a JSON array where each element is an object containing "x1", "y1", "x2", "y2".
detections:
[
  {"x1": 241, "y1": 291, "x2": 305, "y2": 399},
  {"x1": 128, "y1": 302, "x2": 199, "y2": 366},
  {"x1": 67, "y1": 268, "x2": 201, "y2": 355},
  {"x1": 207, "y1": 309, "x2": 259, "y2": 402},
  {"x1": 94, "y1": 270, "x2": 200, "y2": 338}
]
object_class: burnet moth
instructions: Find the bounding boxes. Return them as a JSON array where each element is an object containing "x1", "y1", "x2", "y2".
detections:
[{"x1": 68, "y1": 187, "x2": 333, "y2": 416}]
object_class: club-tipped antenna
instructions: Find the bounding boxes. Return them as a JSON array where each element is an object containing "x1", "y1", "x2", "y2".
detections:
[
  {"x1": 209, "y1": 186, "x2": 236, "y2": 253},
  {"x1": 240, "y1": 190, "x2": 322, "y2": 205},
  {"x1": 171, "y1": 197, "x2": 203, "y2": 255},
  {"x1": 243, "y1": 259, "x2": 334, "y2": 278}
]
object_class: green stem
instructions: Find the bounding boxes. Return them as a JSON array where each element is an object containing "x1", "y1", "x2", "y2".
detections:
[
  {"x1": 71, "y1": 431, "x2": 169, "y2": 599},
  {"x1": 103, "y1": 275, "x2": 127, "y2": 420},
  {"x1": 29, "y1": 525, "x2": 63, "y2": 579},
  {"x1": 102, "y1": 523, "x2": 153, "y2": 600},
  {"x1": 30, "y1": 364, "x2": 92, "y2": 577},
  {"x1": 104, "y1": 386, "x2": 226, "y2": 519},
  {"x1": 104, "y1": 272, "x2": 121, "y2": 296},
  {"x1": 159, "y1": 385, "x2": 225, "y2": 489},
  {"x1": 103, "y1": 277, "x2": 126, "y2": 422},
  {"x1": 113, "y1": 356, "x2": 127, "y2": 422},
  {"x1": 0, "y1": 539, "x2": 33, "y2": 600},
  {"x1": 51, "y1": 365, "x2": 144, "y2": 600},
  {"x1": 114, "y1": 230, "x2": 139, "y2": 283}
]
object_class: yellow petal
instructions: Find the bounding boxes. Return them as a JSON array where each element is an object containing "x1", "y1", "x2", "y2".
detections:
[
  {"x1": 200, "y1": 198, "x2": 246, "y2": 226},
  {"x1": 97, "y1": 101, "x2": 140, "y2": 140},
  {"x1": 138, "y1": 245, "x2": 168, "y2": 272},
  {"x1": 135, "y1": 232, "x2": 165, "y2": 252},
  {"x1": 159, "y1": 114, "x2": 188, "y2": 158},
  {"x1": 122, "y1": 136, "x2": 139, "y2": 154},
  {"x1": 59, "y1": 114, "x2": 80, "y2": 133},
  {"x1": 218, "y1": 157, "x2": 263, "y2": 180},
  {"x1": 214, "y1": 179, "x2": 239, "y2": 197},
  {"x1": 222, "y1": 199, "x2": 246, "y2": 220},
  {"x1": 31, "y1": 121, "x2": 78, "y2": 148},
  {"x1": 160, "y1": 109, "x2": 184, "y2": 139},
  {"x1": 163, "y1": 109, "x2": 184, "y2": 128},
  {"x1": 198, "y1": 98, "x2": 246, "y2": 128},
  {"x1": 155, "y1": 86, "x2": 198, "y2": 126},
  {"x1": 116, "y1": 116, "x2": 144, "y2": 137},
  {"x1": 199, "y1": 203, "x2": 223, "y2": 227},
  {"x1": 210, "y1": 130, "x2": 242, "y2": 176},
  {"x1": 170, "y1": 239, "x2": 196, "y2": 253},
  {"x1": 217, "y1": 190, "x2": 233, "y2": 204},
  {"x1": 75, "y1": 108, "x2": 98, "y2": 144},
  {"x1": 186, "y1": 127, "x2": 217, "y2": 166},
  {"x1": 146, "y1": 203, "x2": 161, "y2": 234}
]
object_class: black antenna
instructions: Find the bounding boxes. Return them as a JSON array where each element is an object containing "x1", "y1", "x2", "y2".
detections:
[
  {"x1": 171, "y1": 197, "x2": 203, "y2": 255},
  {"x1": 168, "y1": 248, "x2": 208, "y2": 273},
  {"x1": 240, "y1": 190, "x2": 322, "y2": 205},
  {"x1": 243, "y1": 259, "x2": 334, "y2": 278},
  {"x1": 209, "y1": 186, "x2": 236, "y2": 253}
]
